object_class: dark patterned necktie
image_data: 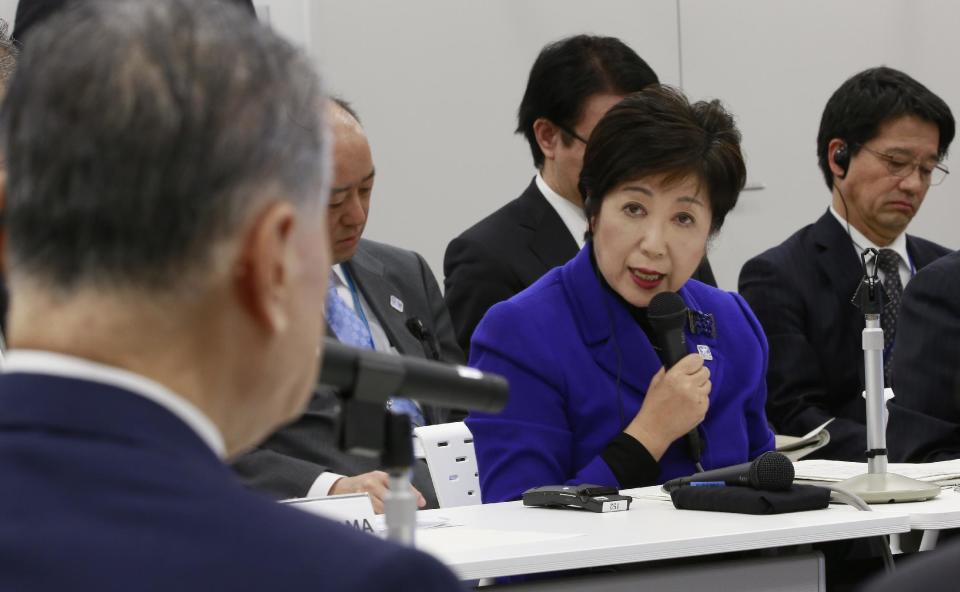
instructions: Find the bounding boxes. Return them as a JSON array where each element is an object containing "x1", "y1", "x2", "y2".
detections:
[{"x1": 875, "y1": 249, "x2": 904, "y2": 382}]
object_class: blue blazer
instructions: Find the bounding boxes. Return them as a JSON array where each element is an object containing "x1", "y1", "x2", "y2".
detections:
[
  {"x1": 0, "y1": 372, "x2": 461, "y2": 591},
  {"x1": 466, "y1": 246, "x2": 775, "y2": 503}
]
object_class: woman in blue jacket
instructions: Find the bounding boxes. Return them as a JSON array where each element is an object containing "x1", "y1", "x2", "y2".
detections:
[{"x1": 466, "y1": 86, "x2": 775, "y2": 503}]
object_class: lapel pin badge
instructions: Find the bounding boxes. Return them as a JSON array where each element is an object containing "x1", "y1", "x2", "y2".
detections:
[
  {"x1": 390, "y1": 295, "x2": 404, "y2": 313},
  {"x1": 697, "y1": 344, "x2": 714, "y2": 361},
  {"x1": 687, "y1": 310, "x2": 717, "y2": 339}
]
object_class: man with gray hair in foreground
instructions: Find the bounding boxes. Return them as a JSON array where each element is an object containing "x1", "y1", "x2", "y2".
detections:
[{"x1": 0, "y1": 0, "x2": 460, "y2": 590}]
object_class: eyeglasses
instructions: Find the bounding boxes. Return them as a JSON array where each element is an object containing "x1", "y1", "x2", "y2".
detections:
[
  {"x1": 553, "y1": 121, "x2": 588, "y2": 145},
  {"x1": 856, "y1": 143, "x2": 950, "y2": 186}
]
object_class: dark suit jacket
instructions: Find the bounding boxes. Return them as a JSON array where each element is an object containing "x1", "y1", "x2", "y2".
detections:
[
  {"x1": 0, "y1": 372, "x2": 461, "y2": 591},
  {"x1": 444, "y1": 178, "x2": 716, "y2": 357},
  {"x1": 739, "y1": 210, "x2": 949, "y2": 461},
  {"x1": 233, "y1": 239, "x2": 464, "y2": 503},
  {"x1": 887, "y1": 250, "x2": 960, "y2": 462},
  {"x1": 863, "y1": 538, "x2": 960, "y2": 592}
]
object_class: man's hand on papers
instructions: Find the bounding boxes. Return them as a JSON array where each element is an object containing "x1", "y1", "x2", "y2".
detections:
[{"x1": 330, "y1": 471, "x2": 427, "y2": 514}]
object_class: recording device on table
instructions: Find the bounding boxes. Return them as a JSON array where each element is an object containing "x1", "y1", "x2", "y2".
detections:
[
  {"x1": 318, "y1": 338, "x2": 509, "y2": 545},
  {"x1": 648, "y1": 292, "x2": 704, "y2": 472},
  {"x1": 522, "y1": 484, "x2": 632, "y2": 513}
]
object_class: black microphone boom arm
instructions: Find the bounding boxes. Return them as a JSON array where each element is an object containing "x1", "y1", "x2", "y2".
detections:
[{"x1": 318, "y1": 338, "x2": 509, "y2": 457}]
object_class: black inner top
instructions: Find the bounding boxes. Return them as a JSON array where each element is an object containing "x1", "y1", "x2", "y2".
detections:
[{"x1": 589, "y1": 244, "x2": 663, "y2": 489}]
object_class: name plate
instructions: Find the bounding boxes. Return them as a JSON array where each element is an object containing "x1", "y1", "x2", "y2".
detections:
[{"x1": 282, "y1": 493, "x2": 377, "y2": 533}]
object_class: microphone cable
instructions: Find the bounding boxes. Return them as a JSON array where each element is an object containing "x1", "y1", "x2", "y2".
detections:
[
  {"x1": 835, "y1": 183, "x2": 857, "y2": 260},
  {"x1": 813, "y1": 482, "x2": 896, "y2": 574}
]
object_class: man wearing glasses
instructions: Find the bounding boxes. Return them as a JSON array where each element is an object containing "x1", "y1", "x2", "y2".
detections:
[
  {"x1": 443, "y1": 34, "x2": 715, "y2": 359},
  {"x1": 740, "y1": 66, "x2": 954, "y2": 462}
]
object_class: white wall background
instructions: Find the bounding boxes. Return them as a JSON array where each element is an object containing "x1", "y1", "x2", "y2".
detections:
[
  {"x1": 2, "y1": 1, "x2": 957, "y2": 291},
  {"x1": 0, "y1": 0, "x2": 15, "y2": 29},
  {"x1": 308, "y1": 0, "x2": 683, "y2": 284},
  {"x1": 681, "y1": 0, "x2": 960, "y2": 288},
  {"x1": 297, "y1": 0, "x2": 960, "y2": 291}
]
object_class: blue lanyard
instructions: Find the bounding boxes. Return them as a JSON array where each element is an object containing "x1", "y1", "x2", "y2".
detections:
[{"x1": 341, "y1": 266, "x2": 375, "y2": 350}]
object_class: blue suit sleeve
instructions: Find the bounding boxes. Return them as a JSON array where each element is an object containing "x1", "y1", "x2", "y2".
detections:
[
  {"x1": 465, "y1": 302, "x2": 619, "y2": 503},
  {"x1": 731, "y1": 292, "x2": 776, "y2": 459},
  {"x1": 364, "y1": 546, "x2": 464, "y2": 591}
]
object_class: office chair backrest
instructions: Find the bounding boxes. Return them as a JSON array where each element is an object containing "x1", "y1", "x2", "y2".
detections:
[{"x1": 414, "y1": 422, "x2": 481, "y2": 508}]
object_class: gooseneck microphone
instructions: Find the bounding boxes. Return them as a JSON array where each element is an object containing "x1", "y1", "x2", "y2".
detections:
[
  {"x1": 661, "y1": 451, "x2": 795, "y2": 493},
  {"x1": 318, "y1": 337, "x2": 508, "y2": 413},
  {"x1": 647, "y1": 292, "x2": 703, "y2": 468}
]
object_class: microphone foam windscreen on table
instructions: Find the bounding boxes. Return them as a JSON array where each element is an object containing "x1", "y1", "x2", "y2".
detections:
[
  {"x1": 662, "y1": 451, "x2": 795, "y2": 492},
  {"x1": 744, "y1": 450, "x2": 795, "y2": 489}
]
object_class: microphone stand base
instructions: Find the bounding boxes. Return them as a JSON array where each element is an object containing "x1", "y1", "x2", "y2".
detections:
[{"x1": 837, "y1": 472, "x2": 941, "y2": 504}]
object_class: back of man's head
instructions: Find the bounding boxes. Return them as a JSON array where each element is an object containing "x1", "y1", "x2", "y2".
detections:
[
  {"x1": 516, "y1": 34, "x2": 659, "y2": 168},
  {"x1": 0, "y1": 20, "x2": 16, "y2": 101},
  {"x1": 816, "y1": 66, "x2": 955, "y2": 189},
  {"x1": 13, "y1": 0, "x2": 257, "y2": 44},
  {"x1": 1, "y1": 0, "x2": 325, "y2": 294}
]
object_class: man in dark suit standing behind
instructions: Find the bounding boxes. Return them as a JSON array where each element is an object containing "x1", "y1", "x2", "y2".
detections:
[
  {"x1": 739, "y1": 67, "x2": 954, "y2": 461},
  {"x1": 0, "y1": 1, "x2": 459, "y2": 590},
  {"x1": 443, "y1": 35, "x2": 716, "y2": 358},
  {"x1": 234, "y1": 99, "x2": 463, "y2": 511}
]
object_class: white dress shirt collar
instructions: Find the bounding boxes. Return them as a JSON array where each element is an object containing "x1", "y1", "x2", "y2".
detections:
[
  {"x1": 331, "y1": 263, "x2": 349, "y2": 287},
  {"x1": 536, "y1": 173, "x2": 587, "y2": 249},
  {"x1": 330, "y1": 263, "x2": 393, "y2": 353},
  {"x1": 2, "y1": 350, "x2": 226, "y2": 458},
  {"x1": 829, "y1": 205, "x2": 912, "y2": 285}
]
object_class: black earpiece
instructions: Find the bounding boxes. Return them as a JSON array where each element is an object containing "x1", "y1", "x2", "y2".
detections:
[{"x1": 834, "y1": 142, "x2": 850, "y2": 178}]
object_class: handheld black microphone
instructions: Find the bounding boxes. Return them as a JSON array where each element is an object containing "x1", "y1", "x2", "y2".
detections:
[
  {"x1": 405, "y1": 317, "x2": 441, "y2": 361},
  {"x1": 647, "y1": 292, "x2": 702, "y2": 467},
  {"x1": 661, "y1": 451, "x2": 795, "y2": 493},
  {"x1": 318, "y1": 337, "x2": 507, "y2": 413}
]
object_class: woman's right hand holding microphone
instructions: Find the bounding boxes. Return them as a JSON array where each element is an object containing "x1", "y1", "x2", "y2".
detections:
[{"x1": 624, "y1": 353, "x2": 711, "y2": 460}]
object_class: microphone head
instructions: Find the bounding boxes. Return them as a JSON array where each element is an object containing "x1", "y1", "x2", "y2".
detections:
[
  {"x1": 747, "y1": 451, "x2": 795, "y2": 491},
  {"x1": 647, "y1": 292, "x2": 688, "y2": 330}
]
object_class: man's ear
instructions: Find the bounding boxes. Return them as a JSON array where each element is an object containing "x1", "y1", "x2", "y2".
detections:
[
  {"x1": 533, "y1": 118, "x2": 561, "y2": 161},
  {"x1": 827, "y1": 137, "x2": 849, "y2": 180},
  {"x1": 235, "y1": 201, "x2": 298, "y2": 334}
]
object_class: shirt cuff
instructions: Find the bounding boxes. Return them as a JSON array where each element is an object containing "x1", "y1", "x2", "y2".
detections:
[
  {"x1": 601, "y1": 432, "x2": 660, "y2": 489},
  {"x1": 307, "y1": 471, "x2": 346, "y2": 498}
]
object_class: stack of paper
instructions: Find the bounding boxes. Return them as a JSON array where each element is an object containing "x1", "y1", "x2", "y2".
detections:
[
  {"x1": 775, "y1": 419, "x2": 833, "y2": 461},
  {"x1": 794, "y1": 459, "x2": 960, "y2": 483}
]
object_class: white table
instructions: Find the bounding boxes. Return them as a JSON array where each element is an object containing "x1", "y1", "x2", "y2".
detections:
[
  {"x1": 414, "y1": 486, "x2": 910, "y2": 587},
  {"x1": 866, "y1": 487, "x2": 960, "y2": 551}
]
